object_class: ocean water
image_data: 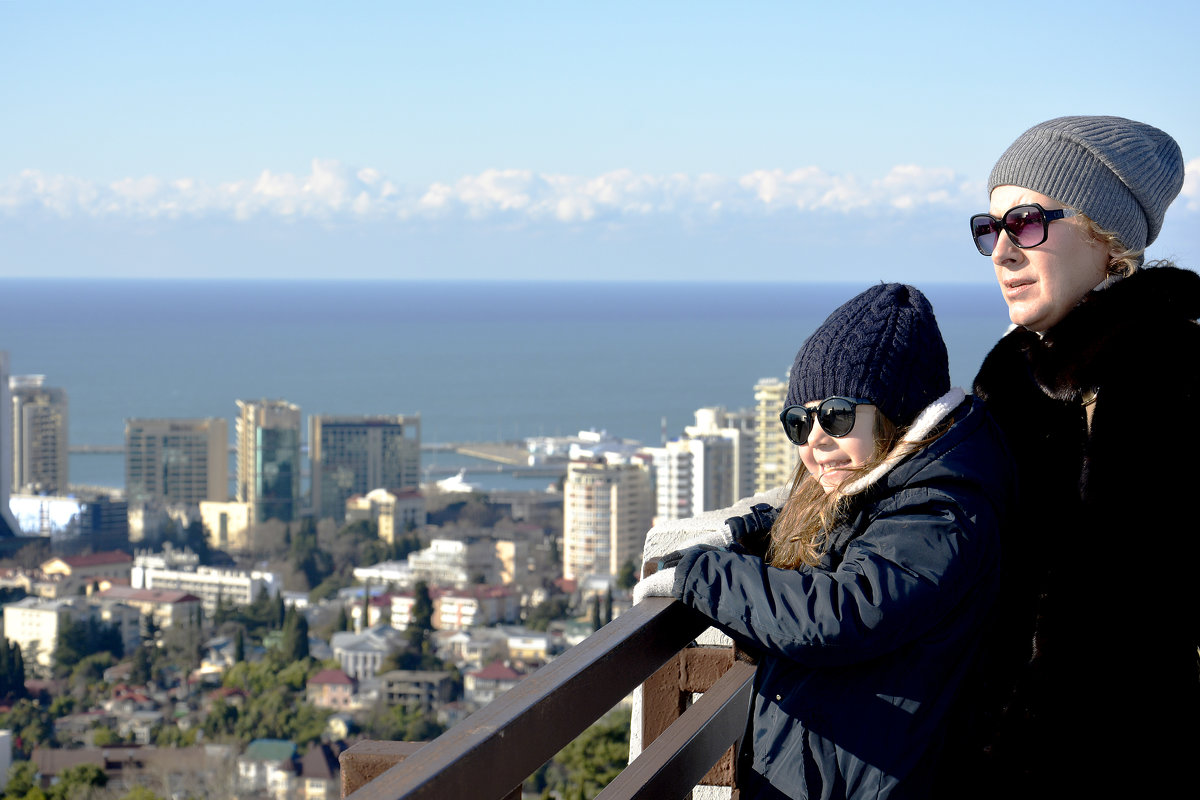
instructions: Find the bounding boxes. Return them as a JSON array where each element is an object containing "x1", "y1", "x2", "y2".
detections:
[{"x1": 0, "y1": 280, "x2": 1010, "y2": 490}]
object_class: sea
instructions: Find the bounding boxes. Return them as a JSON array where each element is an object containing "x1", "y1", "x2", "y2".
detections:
[{"x1": 0, "y1": 280, "x2": 1011, "y2": 493}]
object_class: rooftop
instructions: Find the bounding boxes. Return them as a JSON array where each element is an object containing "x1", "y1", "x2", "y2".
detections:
[
  {"x1": 309, "y1": 668, "x2": 355, "y2": 686},
  {"x1": 44, "y1": 551, "x2": 133, "y2": 569}
]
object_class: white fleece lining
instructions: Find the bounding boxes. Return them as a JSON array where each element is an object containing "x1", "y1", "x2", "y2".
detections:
[{"x1": 839, "y1": 387, "x2": 966, "y2": 497}]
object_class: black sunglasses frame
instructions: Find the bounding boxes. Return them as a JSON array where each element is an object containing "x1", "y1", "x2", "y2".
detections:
[
  {"x1": 779, "y1": 396, "x2": 873, "y2": 445},
  {"x1": 969, "y1": 202, "x2": 1078, "y2": 256}
]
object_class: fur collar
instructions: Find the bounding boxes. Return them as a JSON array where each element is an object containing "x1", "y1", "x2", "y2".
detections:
[
  {"x1": 841, "y1": 387, "x2": 966, "y2": 496},
  {"x1": 1015, "y1": 266, "x2": 1200, "y2": 401}
]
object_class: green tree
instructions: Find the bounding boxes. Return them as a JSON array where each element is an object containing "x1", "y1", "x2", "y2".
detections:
[
  {"x1": 525, "y1": 596, "x2": 570, "y2": 632},
  {"x1": 5, "y1": 760, "x2": 39, "y2": 798},
  {"x1": 211, "y1": 653, "x2": 329, "y2": 747},
  {"x1": 532, "y1": 708, "x2": 631, "y2": 799},
  {"x1": 182, "y1": 518, "x2": 211, "y2": 561},
  {"x1": 362, "y1": 701, "x2": 445, "y2": 742},
  {"x1": 0, "y1": 638, "x2": 28, "y2": 701},
  {"x1": 616, "y1": 560, "x2": 637, "y2": 590},
  {"x1": 47, "y1": 763, "x2": 107, "y2": 800},
  {"x1": 410, "y1": 581, "x2": 434, "y2": 633},
  {"x1": 273, "y1": 594, "x2": 286, "y2": 629},
  {"x1": 202, "y1": 697, "x2": 238, "y2": 741},
  {"x1": 281, "y1": 607, "x2": 310, "y2": 662},
  {"x1": 69, "y1": 652, "x2": 116, "y2": 686},
  {"x1": 119, "y1": 787, "x2": 165, "y2": 800},
  {"x1": 129, "y1": 645, "x2": 152, "y2": 685},
  {"x1": 590, "y1": 596, "x2": 602, "y2": 632},
  {"x1": 53, "y1": 617, "x2": 124, "y2": 676},
  {"x1": 405, "y1": 581, "x2": 435, "y2": 655},
  {"x1": 140, "y1": 610, "x2": 159, "y2": 645},
  {"x1": 92, "y1": 726, "x2": 121, "y2": 747}
]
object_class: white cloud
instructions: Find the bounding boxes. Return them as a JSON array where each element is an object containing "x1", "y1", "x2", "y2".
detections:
[
  {"x1": 8, "y1": 159, "x2": 1177, "y2": 226},
  {"x1": 1182, "y1": 158, "x2": 1200, "y2": 211}
]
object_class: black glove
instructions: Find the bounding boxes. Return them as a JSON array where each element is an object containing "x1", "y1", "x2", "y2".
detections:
[
  {"x1": 641, "y1": 544, "x2": 723, "y2": 578},
  {"x1": 725, "y1": 503, "x2": 779, "y2": 558}
]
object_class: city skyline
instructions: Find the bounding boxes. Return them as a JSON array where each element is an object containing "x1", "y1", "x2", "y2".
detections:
[{"x1": 2, "y1": 2, "x2": 1197, "y2": 282}]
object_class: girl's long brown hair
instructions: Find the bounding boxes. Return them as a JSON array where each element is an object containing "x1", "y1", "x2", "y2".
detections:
[
  {"x1": 766, "y1": 407, "x2": 949, "y2": 570},
  {"x1": 766, "y1": 411, "x2": 900, "y2": 569}
]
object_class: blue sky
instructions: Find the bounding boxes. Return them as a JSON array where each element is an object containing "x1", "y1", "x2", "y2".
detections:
[{"x1": 2, "y1": 1, "x2": 1197, "y2": 281}]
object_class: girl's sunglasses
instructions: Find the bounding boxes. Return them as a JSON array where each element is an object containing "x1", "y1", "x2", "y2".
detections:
[
  {"x1": 779, "y1": 397, "x2": 871, "y2": 445},
  {"x1": 969, "y1": 202, "x2": 1078, "y2": 256}
]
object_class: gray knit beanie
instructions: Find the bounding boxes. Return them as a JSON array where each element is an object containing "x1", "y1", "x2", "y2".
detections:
[
  {"x1": 988, "y1": 115, "x2": 1184, "y2": 255},
  {"x1": 787, "y1": 284, "x2": 949, "y2": 429}
]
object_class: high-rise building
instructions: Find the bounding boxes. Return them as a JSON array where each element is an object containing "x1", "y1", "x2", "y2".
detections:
[
  {"x1": 753, "y1": 377, "x2": 796, "y2": 494},
  {"x1": 0, "y1": 352, "x2": 20, "y2": 536},
  {"x1": 685, "y1": 406, "x2": 755, "y2": 503},
  {"x1": 309, "y1": 414, "x2": 421, "y2": 523},
  {"x1": 125, "y1": 417, "x2": 229, "y2": 506},
  {"x1": 644, "y1": 434, "x2": 737, "y2": 527},
  {"x1": 235, "y1": 399, "x2": 301, "y2": 524},
  {"x1": 562, "y1": 457, "x2": 652, "y2": 580},
  {"x1": 643, "y1": 441, "x2": 693, "y2": 525},
  {"x1": 10, "y1": 375, "x2": 69, "y2": 495}
]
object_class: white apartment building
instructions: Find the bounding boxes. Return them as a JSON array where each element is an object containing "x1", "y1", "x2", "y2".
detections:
[
  {"x1": 3, "y1": 596, "x2": 78, "y2": 674},
  {"x1": 686, "y1": 406, "x2": 756, "y2": 503},
  {"x1": 643, "y1": 434, "x2": 737, "y2": 527},
  {"x1": 345, "y1": 487, "x2": 425, "y2": 545},
  {"x1": 131, "y1": 561, "x2": 281, "y2": 613},
  {"x1": 352, "y1": 560, "x2": 413, "y2": 587},
  {"x1": 3, "y1": 596, "x2": 141, "y2": 676},
  {"x1": 391, "y1": 585, "x2": 520, "y2": 632},
  {"x1": 643, "y1": 441, "x2": 693, "y2": 525},
  {"x1": 405, "y1": 538, "x2": 501, "y2": 588},
  {"x1": 562, "y1": 456, "x2": 652, "y2": 580}
]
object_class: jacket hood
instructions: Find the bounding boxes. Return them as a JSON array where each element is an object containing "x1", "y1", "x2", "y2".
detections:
[{"x1": 841, "y1": 387, "x2": 967, "y2": 496}]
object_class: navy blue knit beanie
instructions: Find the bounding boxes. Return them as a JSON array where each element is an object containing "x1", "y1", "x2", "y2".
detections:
[{"x1": 787, "y1": 284, "x2": 950, "y2": 428}]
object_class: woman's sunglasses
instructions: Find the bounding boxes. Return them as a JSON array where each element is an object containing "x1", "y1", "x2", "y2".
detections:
[
  {"x1": 779, "y1": 397, "x2": 872, "y2": 445},
  {"x1": 969, "y1": 202, "x2": 1078, "y2": 256}
]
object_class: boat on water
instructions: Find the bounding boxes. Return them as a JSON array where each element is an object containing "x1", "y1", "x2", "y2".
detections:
[{"x1": 433, "y1": 469, "x2": 481, "y2": 493}]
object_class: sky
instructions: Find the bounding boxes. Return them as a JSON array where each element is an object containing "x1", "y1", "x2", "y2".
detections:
[{"x1": 2, "y1": 1, "x2": 1198, "y2": 282}]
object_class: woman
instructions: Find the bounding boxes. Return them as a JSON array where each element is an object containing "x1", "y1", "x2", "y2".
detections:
[
  {"x1": 969, "y1": 116, "x2": 1199, "y2": 796},
  {"x1": 636, "y1": 284, "x2": 1014, "y2": 799}
]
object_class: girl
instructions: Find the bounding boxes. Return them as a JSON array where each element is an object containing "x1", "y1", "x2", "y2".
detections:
[{"x1": 636, "y1": 283, "x2": 1013, "y2": 799}]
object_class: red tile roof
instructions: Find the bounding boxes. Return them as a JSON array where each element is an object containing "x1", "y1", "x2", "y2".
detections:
[
  {"x1": 97, "y1": 587, "x2": 201, "y2": 604},
  {"x1": 308, "y1": 668, "x2": 355, "y2": 686}
]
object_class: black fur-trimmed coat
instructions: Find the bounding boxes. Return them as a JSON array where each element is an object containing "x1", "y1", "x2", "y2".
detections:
[{"x1": 969, "y1": 265, "x2": 1200, "y2": 797}]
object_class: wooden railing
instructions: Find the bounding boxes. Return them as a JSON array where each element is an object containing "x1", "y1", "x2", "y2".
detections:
[{"x1": 340, "y1": 597, "x2": 753, "y2": 799}]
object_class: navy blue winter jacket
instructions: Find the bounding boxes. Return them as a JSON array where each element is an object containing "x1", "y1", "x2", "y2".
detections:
[{"x1": 670, "y1": 396, "x2": 1014, "y2": 799}]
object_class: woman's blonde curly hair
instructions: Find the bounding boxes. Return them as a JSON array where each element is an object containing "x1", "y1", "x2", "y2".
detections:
[{"x1": 1075, "y1": 211, "x2": 1178, "y2": 278}]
